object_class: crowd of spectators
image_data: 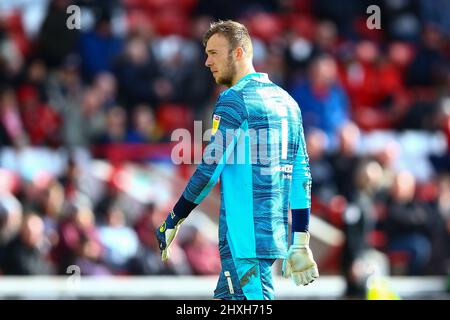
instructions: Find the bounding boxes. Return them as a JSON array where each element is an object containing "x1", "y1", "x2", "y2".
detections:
[{"x1": 0, "y1": 0, "x2": 449, "y2": 297}]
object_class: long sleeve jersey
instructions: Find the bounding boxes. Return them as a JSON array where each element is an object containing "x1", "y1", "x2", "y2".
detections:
[{"x1": 178, "y1": 72, "x2": 311, "y2": 259}]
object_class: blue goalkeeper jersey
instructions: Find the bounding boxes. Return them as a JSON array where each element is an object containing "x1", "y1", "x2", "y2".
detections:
[{"x1": 182, "y1": 73, "x2": 311, "y2": 259}]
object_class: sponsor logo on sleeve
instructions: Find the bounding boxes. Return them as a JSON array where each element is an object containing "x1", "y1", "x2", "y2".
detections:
[{"x1": 211, "y1": 114, "x2": 221, "y2": 136}]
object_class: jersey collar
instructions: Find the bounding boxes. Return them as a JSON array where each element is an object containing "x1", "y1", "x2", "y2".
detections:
[{"x1": 236, "y1": 72, "x2": 270, "y2": 85}]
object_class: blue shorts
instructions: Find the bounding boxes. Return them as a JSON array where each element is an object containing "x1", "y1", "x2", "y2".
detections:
[{"x1": 213, "y1": 239, "x2": 276, "y2": 300}]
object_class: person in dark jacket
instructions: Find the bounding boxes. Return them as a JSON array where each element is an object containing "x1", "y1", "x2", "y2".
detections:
[{"x1": 1, "y1": 212, "x2": 54, "y2": 275}]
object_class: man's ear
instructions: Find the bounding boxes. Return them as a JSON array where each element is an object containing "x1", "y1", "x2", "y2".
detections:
[{"x1": 235, "y1": 47, "x2": 245, "y2": 60}]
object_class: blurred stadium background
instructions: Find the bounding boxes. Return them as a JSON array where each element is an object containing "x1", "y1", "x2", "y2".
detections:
[{"x1": 0, "y1": 0, "x2": 449, "y2": 300}]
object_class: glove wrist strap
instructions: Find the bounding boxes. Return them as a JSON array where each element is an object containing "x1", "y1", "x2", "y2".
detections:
[
  {"x1": 292, "y1": 231, "x2": 310, "y2": 246},
  {"x1": 165, "y1": 210, "x2": 185, "y2": 229}
]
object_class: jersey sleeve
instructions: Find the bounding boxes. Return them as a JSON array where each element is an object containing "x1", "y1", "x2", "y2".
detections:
[
  {"x1": 289, "y1": 127, "x2": 312, "y2": 210},
  {"x1": 182, "y1": 89, "x2": 247, "y2": 205}
]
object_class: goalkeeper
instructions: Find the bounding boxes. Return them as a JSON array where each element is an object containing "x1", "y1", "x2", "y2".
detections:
[{"x1": 156, "y1": 20, "x2": 319, "y2": 300}]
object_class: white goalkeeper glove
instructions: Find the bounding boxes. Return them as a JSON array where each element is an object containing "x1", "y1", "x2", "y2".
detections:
[
  {"x1": 155, "y1": 211, "x2": 185, "y2": 262},
  {"x1": 282, "y1": 231, "x2": 319, "y2": 285}
]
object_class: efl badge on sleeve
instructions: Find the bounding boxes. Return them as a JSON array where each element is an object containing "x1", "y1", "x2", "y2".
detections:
[{"x1": 211, "y1": 114, "x2": 221, "y2": 136}]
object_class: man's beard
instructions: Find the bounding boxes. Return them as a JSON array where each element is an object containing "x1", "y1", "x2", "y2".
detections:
[{"x1": 217, "y1": 56, "x2": 236, "y2": 87}]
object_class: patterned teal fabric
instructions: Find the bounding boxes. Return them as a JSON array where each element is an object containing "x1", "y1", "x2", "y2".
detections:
[{"x1": 183, "y1": 73, "x2": 311, "y2": 259}]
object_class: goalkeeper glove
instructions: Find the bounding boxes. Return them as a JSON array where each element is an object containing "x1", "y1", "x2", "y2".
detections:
[
  {"x1": 155, "y1": 210, "x2": 185, "y2": 262},
  {"x1": 282, "y1": 231, "x2": 319, "y2": 286}
]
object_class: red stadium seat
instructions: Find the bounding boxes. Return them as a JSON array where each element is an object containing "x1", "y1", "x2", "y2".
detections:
[
  {"x1": 287, "y1": 13, "x2": 317, "y2": 40},
  {"x1": 126, "y1": 10, "x2": 155, "y2": 35},
  {"x1": 388, "y1": 251, "x2": 411, "y2": 275},
  {"x1": 2, "y1": 10, "x2": 31, "y2": 57},
  {"x1": 245, "y1": 13, "x2": 285, "y2": 43},
  {"x1": 367, "y1": 230, "x2": 387, "y2": 250},
  {"x1": 156, "y1": 103, "x2": 194, "y2": 133},
  {"x1": 153, "y1": 9, "x2": 190, "y2": 36}
]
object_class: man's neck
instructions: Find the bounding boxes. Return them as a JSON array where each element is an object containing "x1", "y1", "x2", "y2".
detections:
[{"x1": 231, "y1": 63, "x2": 256, "y2": 87}]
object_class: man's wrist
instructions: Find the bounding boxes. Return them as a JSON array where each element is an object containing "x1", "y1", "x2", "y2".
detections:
[
  {"x1": 173, "y1": 195, "x2": 197, "y2": 218},
  {"x1": 165, "y1": 210, "x2": 183, "y2": 229}
]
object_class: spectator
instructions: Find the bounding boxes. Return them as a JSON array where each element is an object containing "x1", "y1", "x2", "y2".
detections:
[
  {"x1": 93, "y1": 106, "x2": 127, "y2": 144},
  {"x1": 419, "y1": 0, "x2": 450, "y2": 38},
  {"x1": 311, "y1": 0, "x2": 366, "y2": 39},
  {"x1": 75, "y1": 235, "x2": 112, "y2": 276},
  {"x1": 406, "y1": 24, "x2": 447, "y2": 88},
  {"x1": 37, "y1": 0, "x2": 79, "y2": 68},
  {"x1": 0, "y1": 16, "x2": 25, "y2": 86},
  {"x1": 129, "y1": 203, "x2": 192, "y2": 275},
  {"x1": 46, "y1": 54, "x2": 87, "y2": 147},
  {"x1": 290, "y1": 54, "x2": 350, "y2": 148},
  {"x1": 17, "y1": 84, "x2": 62, "y2": 147},
  {"x1": 0, "y1": 194, "x2": 23, "y2": 247},
  {"x1": 92, "y1": 72, "x2": 118, "y2": 110},
  {"x1": 0, "y1": 174, "x2": 20, "y2": 255},
  {"x1": 373, "y1": 140, "x2": 401, "y2": 191},
  {"x1": 18, "y1": 58, "x2": 49, "y2": 105},
  {"x1": 58, "y1": 156, "x2": 86, "y2": 202},
  {"x1": 51, "y1": 196, "x2": 103, "y2": 274},
  {"x1": 113, "y1": 34, "x2": 159, "y2": 110},
  {"x1": 328, "y1": 122, "x2": 361, "y2": 201},
  {"x1": 151, "y1": 35, "x2": 197, "y2": 105},
  {"x1": 0, "y1": 87, "x2": 28, "y2": 147},
  {"x1": 437, "y1": 175, "x2": 450, "y2": 250},
  {"x1": 125, "y1": 104, "x2": 165, "y2": 143},
  {"x1": 40, "y1": 179, "x2": 64, "y2": 254},
  {"x1": 98, "y1": 203, "x2": 139, "y2": 274},
  {"x1": 78, "y1": 86, "x2": 108, "y2": 144},
  {"x1": 313, "y1": 20, "x2": 340, "y2": 57},
  {"x1": 342, "y1": 40, "x2": 390, "y2": 130},
  {"x1": 306, "y1": 128, "x2": 337, "y2": 203},
  {"x1": 77, "y1": 10, "x2": 123, "y2": 81},
  {"x1": 180, "y1": 225, "x2": 221, "y2": 275},
  {"x1": 341, "y1": 160, "x2": 386, "y2": 297},
  {"x1": 1, "y1": 212, "x2": 54, "y2": 275},
  {"x1": 427, "y1": 174, "x2": 450, "y2": 274},
  {"x1": 382, "y1": 171, "x2": 433, "y2": 275}
]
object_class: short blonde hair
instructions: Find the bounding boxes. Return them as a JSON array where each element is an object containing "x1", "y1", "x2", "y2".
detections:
[{"x1": 202, "y1": 20, "x2": 253, "y2": 56}]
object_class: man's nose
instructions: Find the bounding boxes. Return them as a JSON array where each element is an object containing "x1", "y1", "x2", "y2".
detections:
[{"x1": 205, "y1": 56, "x2": 212, "y2": 67}]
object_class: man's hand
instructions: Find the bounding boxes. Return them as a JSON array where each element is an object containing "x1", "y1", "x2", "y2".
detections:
[
  {"x1": 282, "y1": 231, "x2": 319, "y2": 286},
  {"x1": 155, "y1": 211, "x2": 185, "y2": 262}
]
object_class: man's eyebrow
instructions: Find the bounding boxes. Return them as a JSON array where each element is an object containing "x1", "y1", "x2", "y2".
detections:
[{"x1": 206, "y1": 49, "x2": 217, "y2": 54}]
